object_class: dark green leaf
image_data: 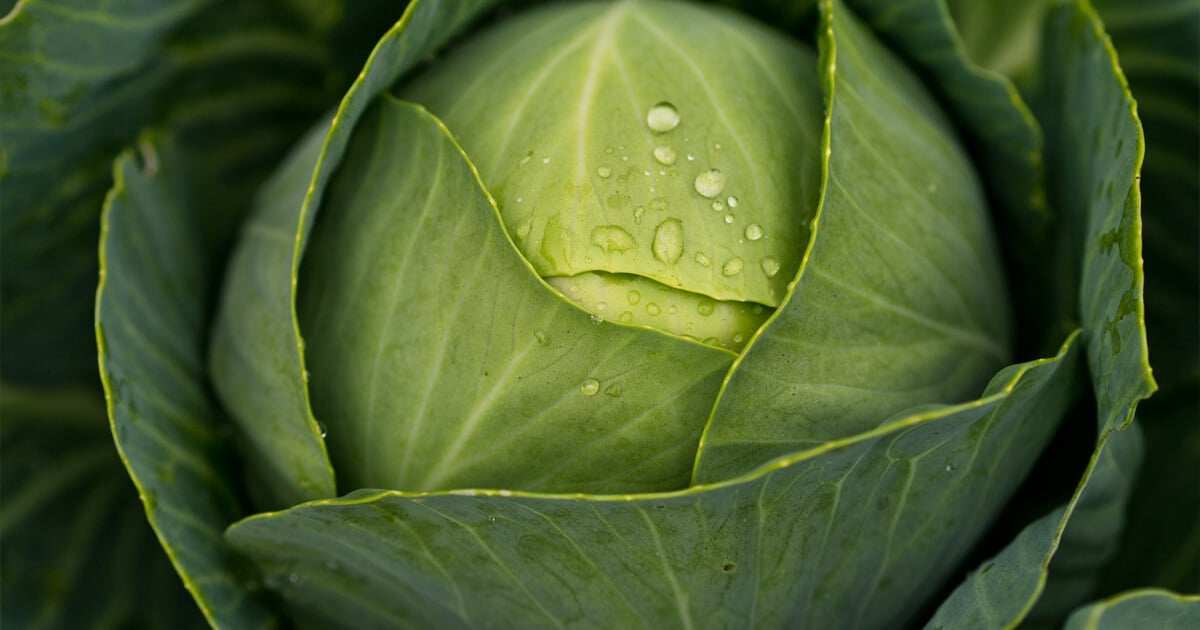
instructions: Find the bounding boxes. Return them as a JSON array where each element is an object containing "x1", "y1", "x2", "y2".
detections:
[
  {"x1": 0, "y1": 0, "x2": 207, "y2": 385},
  {"x1": 694, "y1": 0, "x2": 1011, "y2": 480},
  {"x1": 1092, "y1": 0, "x2": 1200, "y2": 595},
  {"x1": 1065, "y1": 589, "x2": 1200, "y2": 630},
  {"x1": 97, "y1": 134, "x2": 275, "y2": 627},
  {"x1": 0, "y1": 383, "x2": 206, "y2": 629},
  {"x1": 926, "y1": 2, "x2": 1158, "y2": 625}
]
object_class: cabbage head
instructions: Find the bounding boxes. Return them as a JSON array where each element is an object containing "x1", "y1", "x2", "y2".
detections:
[{"x1": 1, "y1": 0, "x2": 1197, "y2": 628}]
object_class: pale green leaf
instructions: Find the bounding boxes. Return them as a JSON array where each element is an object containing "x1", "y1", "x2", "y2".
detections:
[
  {"x1": 400, "y1": 0, "x2": 825, "y2": 312},
  {"x1": 208, "y1": 0, "x2": 499, "y2": 507},
  {"x1": 299, "y1": 98, "x2": 732, "y2": 493}
]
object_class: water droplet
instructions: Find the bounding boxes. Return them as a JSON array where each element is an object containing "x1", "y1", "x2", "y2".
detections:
[
  {"x1": 945, "y1": 463, "x2": 956, "y2": 473},
  {"x1": 703, "y1": 336, "x2": 721, "y2": 345},
  {"x1": 627, "y1": 290, "x2": 641, "y2": 305},
  {"x1": 597, "y1": 166, "x2": 612, "y2": 178},
  {"x1": 694, "y1": 252, "x2": 711, "y2": 267},
  {"x1": 761, "y1": 256, "x2": 781, "y2": 278},
  {"x1": 317, "y1": 421, "x2": 327, "y2": 438},
  {"x1": 697, "y1": 300, "x2": 715, "y2": 316},
  {"x1": 711, "y1": 200, "x2": 725, "y2": 211},
  {"x1": 519, "y1": 153, "x2": 532, "y2": 166},
  {"x1": 618, "y1": 311, "x2": 633, "y2": 323},
  {"x1": 590, "y1": 225, "x2": 637, "y2": 253},
  {"x1": 589, "y1": 313, "x2": 604, "y2": 325},
  {"x1": 732, "y1": 333, "x2": 744, "y2": 344},
  {"x1": 713, "y1": 142, "x2": 723, "y2": 150},
  {"x1": 542, "y1": 157, "x2": 551, "y2": 164},
  {"x1": 722, "y1": 257, "x2": 744, "y2": 276},
  {"x1": 516, "y1": 219, "x2": 533, "y2": 241},
  {"x1": 724, "y1": 214, "x2": 735, "y2": 224},
  {"x1": 596, "y1": 302, "x2": 607, "y2": 311},
  {"x1": 646, "y1": 102, "x2": 680, "y2": 132},
  {"x1": 653, "y1": 145, "x2": 677, "y2": 165},
  {"x1": 686, "y1": 153, "x2": 695, "y2": 161},
  {"x1": 727, "y1": 196, "x2": 739, "y2": 208},
  {"x1": 580, "y1": 378, "x2": 601, "y2": 396},
  {"x1": 652, "y1": 219, "x2": 684, "y2": 265},
  {"x1": 633, "y1": 206, "x2": 645, "y2": 224},
  {"x1": 288, "y1": 573, "x2": 301, "y2": 585},
  {"x1": 646, "y1": 303, "x2": 662, "y2": 316},
  {"x1": 535, "y1": 331, "x2": 550, "y2": 345},
  {"x1": 604, "y1": 383, "x2": 623, "y2": 398},
  {"x1": 694, "y1": 169, "x2": 726, "y2": 198},
  {"x1": 744, "y1": 223, "x2": 764, "y2": 241}
]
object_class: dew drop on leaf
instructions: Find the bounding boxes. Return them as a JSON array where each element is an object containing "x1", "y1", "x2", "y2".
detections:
[
  {"x1": 653, "y1": 145, "x2": 677, "y2": 165},
  {"x1": 694, "y1": 169, "x2": 726, "y2": 198},
  {"x1": 761, "y1": 256, "x2": 781, "y2": 278},
  {"x1": 646, "y1": 101, "x2": 680, "y2": 132},
  {"x1": 580, "y1": 378, "x2": 601, "y2": 396},
  {"x1": 722, "y1": 257, "x2": 744, "y2": 276},
  {"x1": 744, "y1": 223, "x2": 764, "y2": 241},
  {"x1": 652, "y1": 218, "x2": 684, "y2": 265}
]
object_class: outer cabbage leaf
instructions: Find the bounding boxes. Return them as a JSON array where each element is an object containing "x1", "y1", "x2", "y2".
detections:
[
  {"x1": 1065, "y1": 589, "x2": 1200, "y2": 630},
  {"x1": 96, "y1": 134, "x2": 275, "y2": 627},
  {"x1": 0, "y1": 0, "x2": 207, "y2": 385},
  {"x1": 926, "y1": 2, "x2": 1156, "y2": 626},
  {"x1": 1091, "y1": 0, "x2": 1200, "y2": 595},
  {"x1": 693, "y1": 0, "x2": 1010, "y2": 481},
  {"x1": 0, "y1": 0, "x2": 408, "y2": 386},
  {"x1": 0, "y1": 383, "x2": 207, "y2": 629}
]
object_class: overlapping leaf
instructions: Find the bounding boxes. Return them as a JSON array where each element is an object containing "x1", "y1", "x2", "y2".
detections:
[
  {"x1": 1065, "y1": 589, "x2": 1200, "y2": 629},
  {"x1": 0, "y1": 0, "x2": 208, "y2": 385},
  {"x1": 1092, "y1": 0, "x2": 1200, "y2": 595},
  {"x1": 226, "y1": 325, "x2": 1082, "y2": 628},
  {"x1": 97, "y1": 135, "x2": 275, "y2": 627},
  {"x1": 927, "y1": 2, "x2": 1157, "y2": 625},
  {"x1": 208, "y1": 0, "x2": 499, "y2": 508},
  {"x1": 694, "y1": 0, "x2": 1011, "y2": 481}
]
